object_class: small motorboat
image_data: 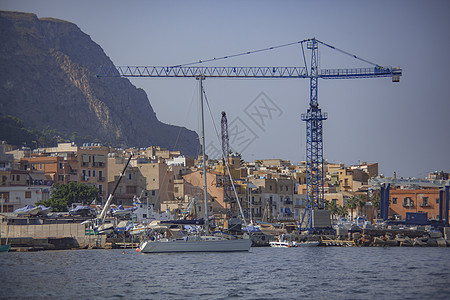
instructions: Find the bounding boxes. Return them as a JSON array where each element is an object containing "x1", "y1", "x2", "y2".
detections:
[
  {"x1": 0, "y1": 244, "x2": 11, "y2": 252},
  {"x1": 269, "y1": 240, "x2": 296, "y2": 248},
  {"x1": 37, "y1": 205, "x2": 52, "y2": 216},
  {"x1": 14, "y1": 205, "x2": 41, "y2": 216}
]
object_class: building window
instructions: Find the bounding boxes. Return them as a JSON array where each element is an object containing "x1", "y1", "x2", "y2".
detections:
[
  {"x1": 25, "y1": 191, "x2": 31, "y2": 198},
  {"x1": 269, "y1": 185, "x2": 272, "y2": 191},
  {"x1": 403, "y1": 197, "x2": 413, "y2": 207},
  {"x1": 280, "y1": 186, "x2": 283, "y2": 191},
  {"x1": 286, "y1": 186, "x2": 289, "y2": 192},
  {"x1": 392, "y1": 198, "x2": 397, "y2": 204},
  {"x1": 152, "y1": 190, "x2": 156, "y2": 196}
]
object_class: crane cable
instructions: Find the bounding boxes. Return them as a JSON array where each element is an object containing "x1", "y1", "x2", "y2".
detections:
[
  {"x1": 315, "y1": 39, "x2": 381, "y2": 67},
  {"x1": 172, "y1": 39, "x2": 311, "y2": 68},
  {"x1": 172, "y1": 38, "x2": 382, "y2": 70}
]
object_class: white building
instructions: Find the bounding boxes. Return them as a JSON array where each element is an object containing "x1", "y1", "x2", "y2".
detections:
[{"x1": 0, "y1": 186, "x2": 50, "y2": 212}]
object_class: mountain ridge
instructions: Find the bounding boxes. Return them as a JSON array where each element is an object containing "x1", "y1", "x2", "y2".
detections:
[{"x1": 0, "y1": 10, "x2": 199, "y2": 156}]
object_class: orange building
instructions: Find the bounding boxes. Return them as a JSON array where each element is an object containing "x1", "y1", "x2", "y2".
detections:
[
  {"x1": 19, "y1": 155, "x2": 76, "y2": 184},
  {"x1": 389, "y1": 188, "x2": 442, "y2": 220}
]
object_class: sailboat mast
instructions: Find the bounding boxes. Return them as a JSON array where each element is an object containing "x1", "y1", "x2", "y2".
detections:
[{"x1": 198, "y1": 75, "x2": 209, "y2": 233}]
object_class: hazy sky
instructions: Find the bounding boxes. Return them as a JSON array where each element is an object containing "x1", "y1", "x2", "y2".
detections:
[{"x1": 1, "y1": 0, "x2": 449, "y2": 178}]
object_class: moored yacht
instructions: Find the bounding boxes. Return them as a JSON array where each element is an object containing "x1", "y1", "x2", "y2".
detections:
[
  {"x1": 138, "y1": 220, "x2": 251, "y2": 253},
  {"x1": 138, "y1": 77, "x2": 252, "y2": 254}
]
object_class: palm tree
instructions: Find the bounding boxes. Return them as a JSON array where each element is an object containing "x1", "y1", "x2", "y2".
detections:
[
  {"x1": 325, "y1": 200, "x2": 339, "y2": 222},
  {"x1": 370, "y1": 193, "x2": 380, "y2": 219},
  {"x1": 346, "y1": 196, "x2": 358, "y2": 221},
  {"x1": 337, "y1": 204, "x2": 347, "y2": 219},
  {"x1": 356, "y1": 194, "x2": 366, "y2": 217}
]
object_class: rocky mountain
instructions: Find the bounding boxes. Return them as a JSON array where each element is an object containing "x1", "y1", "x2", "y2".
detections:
[{"x1": 0, "y1": 11, "x2": 199, "y2": 157}]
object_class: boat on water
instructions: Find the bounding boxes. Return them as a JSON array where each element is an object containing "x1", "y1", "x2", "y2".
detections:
[
  {"x1": 138, "y1": 78, "x2": 251, "y2": 254},
  {"x1": 138, "y1": 219, "x2": 252, "y2": 253},
  {"x1": 269, "y1": 240, "x2": 296, "y2": 248},
  {"x1": 269, "y1": 240, "x2": 320, "y2": 248},
  {"x1": 0, "y1": 244, "x2": 11, "y2": 252}
]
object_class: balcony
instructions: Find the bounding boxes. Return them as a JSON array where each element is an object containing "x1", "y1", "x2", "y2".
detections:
[
  {"x1": 419, "y1": 201, "x2": 430, "y2": 207},
  {"x1": 403, "y1": 201, "x2": 414, "y2": 207},
  {"x1": 98, "y1": 176, "x2": 105, "y2": 182}
]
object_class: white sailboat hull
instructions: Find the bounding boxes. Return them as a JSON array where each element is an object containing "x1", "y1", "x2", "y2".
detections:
[{"x1": 139, "y1": 237, "x2": 252, "y2": 253}]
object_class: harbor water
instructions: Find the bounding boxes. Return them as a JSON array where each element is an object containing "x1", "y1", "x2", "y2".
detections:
[{"x1": 1, "y1": 247, "x2": 449, "y2": 299}]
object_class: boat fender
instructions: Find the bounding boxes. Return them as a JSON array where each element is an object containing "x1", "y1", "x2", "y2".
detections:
[
  {"x1": 185, "y1": 236, "x2": 188, "y2": 241},
  {"x1": 136, "y1": 248, "x2": 141, "y2": 252}
]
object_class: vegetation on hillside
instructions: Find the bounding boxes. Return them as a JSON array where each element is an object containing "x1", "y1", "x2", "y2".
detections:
[
  {"x1": 0, "y1": 114, "x2": 57, "y2": 148},
  {"x1": 0, "y1": 114, "x2": 107, "y2": 149}
]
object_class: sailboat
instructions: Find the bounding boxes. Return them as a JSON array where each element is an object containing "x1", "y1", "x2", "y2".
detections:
[{"x1": 138, "y1": 77, "x2": 252, "y2": 253}]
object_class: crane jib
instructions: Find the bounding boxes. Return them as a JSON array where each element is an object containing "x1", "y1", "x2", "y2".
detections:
[{"x1": 97, "y1": 65, "x2": 401, "y2": 80}]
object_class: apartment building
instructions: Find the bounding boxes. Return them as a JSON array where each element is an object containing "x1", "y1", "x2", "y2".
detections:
[
  {"x1": 389, "y1": 188, "x2": 441, "y2": 220},
  {"x1": 77, "y1": 144, "x2": 108, "y2": 201},
  {"x1": 178, "y1": 169, "x2": 227, "y2": 221},
  {"x1": 19, "y1": 155, "x2": 76, "y2": 184},
  {"x1": 0, "y1": 142, "x2": 14, "y2": 172},
  {"x1": 248, "y1": 175, "x2": 298, "y2": 222},
  {"x1": 107, "y1": 161, "x2": 147, "y2": 206},
  {"x1": 338, "y1": 168, "x2": 369, "y2": 192}
]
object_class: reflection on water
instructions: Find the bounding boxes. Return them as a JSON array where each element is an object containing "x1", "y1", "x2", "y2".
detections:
[{"x1": 1, "y1": 247, "x2": 450, "y2": 299}]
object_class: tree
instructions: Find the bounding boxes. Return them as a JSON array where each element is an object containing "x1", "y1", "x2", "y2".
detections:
[
  {"x1": 356, "y1": 194, "x2": 367, "y2": 217},
  {"x1": 325, "y1": 199, "x2": 339, "y2": 221},
  {"x1": 370, "y1": 193, "x2": 380, "y2": 219},
  {"x1": 337, "y1": 204, "x2": 347, "y2": 218},
  {"x1": 346, "y1": 196, "x2": 359, "y2": 221},
  {"x1": 37, "y1": 182, "x2": 99, "y2": 212},
  {"x1": 370, "y1": 193, "x2": 380, "y2": 209}
]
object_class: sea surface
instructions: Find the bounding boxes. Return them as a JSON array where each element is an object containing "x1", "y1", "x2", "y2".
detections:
[{"x1": 1, "y1": 247, "x2": 449, "y2": 299}]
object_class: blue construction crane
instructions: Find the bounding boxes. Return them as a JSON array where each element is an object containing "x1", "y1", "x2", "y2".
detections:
[{"x1": 97, "y1": 38, "x2": 402, "y2": 231}]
